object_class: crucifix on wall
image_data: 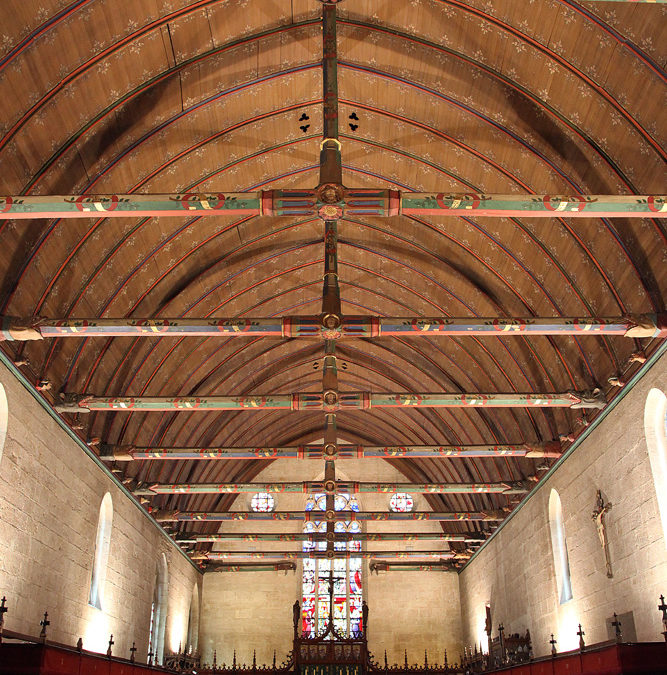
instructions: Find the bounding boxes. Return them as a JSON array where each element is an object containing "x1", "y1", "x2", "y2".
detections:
[{"x1": 591, "y1": 490, "x2": 613, "y2": 578}]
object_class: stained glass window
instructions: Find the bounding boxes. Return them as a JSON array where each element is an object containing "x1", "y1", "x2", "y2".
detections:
[
  {"x1": 250, "y1": 492, "x2": 275, "y2": 512},
  {"x1": 302, "y1": 493, "x2": 362, "y2": 638},
  {"x1": 389, "y1": 492, "x2": 414, "y2": 513}
]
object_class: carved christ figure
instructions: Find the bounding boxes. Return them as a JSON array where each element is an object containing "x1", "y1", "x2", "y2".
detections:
[{"x1": 591, "y1": 490, "x2": 613, "y2": 578}]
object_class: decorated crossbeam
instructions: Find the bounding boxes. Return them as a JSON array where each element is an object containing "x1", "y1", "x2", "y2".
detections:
[
  {"x1": 56, "y1": 390, "x2": 605, "y2": 412},
  {"x1": 4, "y1": 314, "x2": 664, "y2": 341},
  {"x1": 191, "y1": 550, "x2": 464, "y2": 561},
  {"x1": 176, "y1": 532, "x2": 485, "y2": 543},
  {"x1": 151, "y1": 509, "x2": 505, "y2": 522},
  {"x1": 136, "y1": 480, "x2": 531, "y2": 495},
  {"x1": 0, "y1": 192, "x2": 664, "y2": 220},
  {"x1": 369, "y1": 562, "x2": 457, "y2": 573},
  {"x1": 207, "y1": 563, "x2": 296, "y2": 573},
  {"x1": 103, "y1": 441, "x2": 561, "y2": 461}
]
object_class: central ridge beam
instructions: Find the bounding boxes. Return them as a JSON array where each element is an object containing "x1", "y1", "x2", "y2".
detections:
[
  {"x1": 102, "y1": 441, "x2": 562, "y2": 461},
  {"x1": 151, "y1": 509, "x2": 505, "y2": 522},
  {"x1": 4, "y1": 314, "x2": 664, "y2": 340},
  {"x1": 55, "y1": 390, "x2": 606, "y2": 412},
  {"x1": 176, "y1": 533, "x2": 485, "y2": 543},
  {"x1": 192, "y1": 550, "x2": 465, "y2": 561},
  {"x1": 136, "y1": 480, "x2": 532, "y2": 495},
  {"x1": 319, "y1": 2, "x2": 342, "y2": 187},
  {"x1": 1, "y1": 192, "x2": 664, "y2": 219}
]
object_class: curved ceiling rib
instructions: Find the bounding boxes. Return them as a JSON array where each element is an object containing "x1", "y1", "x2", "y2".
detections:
[{"x1": 0, "y1": 0, "x2": 664, "y2": 563}]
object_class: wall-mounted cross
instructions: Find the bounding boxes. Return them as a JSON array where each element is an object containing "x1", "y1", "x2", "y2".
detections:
[{"x1": 592, "y1": 490, "x2": 613, "y2": 578}]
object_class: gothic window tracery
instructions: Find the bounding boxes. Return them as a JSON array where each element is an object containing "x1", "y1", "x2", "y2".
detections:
[{"x1": 302, "y1": 492, "x2": 362, "y2": 638}]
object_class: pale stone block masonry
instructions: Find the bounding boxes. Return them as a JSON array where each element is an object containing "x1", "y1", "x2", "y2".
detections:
[
  {"x1": 199, "y1": 458, "x2": 463, "y2": 666},
  {"x1": 0, "y1": 360, "x2": 201, "y2": 662},
  {"x1": 459, "y1": 354, "x2": 667, "y2": 657},
  {"x1": 2, "y1": 352, "x2": 664, "y2": 666}
]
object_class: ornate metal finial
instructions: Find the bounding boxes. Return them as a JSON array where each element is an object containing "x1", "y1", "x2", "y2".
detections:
[
  {"x1": 273, "y1": 650, "x2": 277, "y2": 670},
  {"x1": 577, "y1": 624, "x2": 585, "y2": 651},
  {"x1": 384, "y1": 649, "x2": 388, "y2": 670},
  {"x1": 658, "y1": 594, "x2": 667, "y2": 642},
  {"x1": 611, "y1": 613, "x2": 622, "y2": 642},
  {"x1": 76, "y1": 637, "x2": 83, "y2": 652},
  {"x1": 549, "y1": 634, "x2": 557, "y2": 656},
  {"x1": 253, "y1": 649, "x2": 257, "y2": 671},
  {"x1": 106, "y1": 634, "x2": 114, "y2": 658},
  {"x1": 444, "y1": 649, "x2": 448, "y2": 667},
  {"x1": 404, "y1": 649, "x2": 408, "y2": 669},
  {"x1": 39, "y1": 611, "x2": 50, "y2": 639},
  {"x1": 424, "y1": 649, "x2": 428, "y2": 667},
  {"x1": 0, "y1": 596, "x2": 7, "y2": 643},
  {"x1": 213, "y1": 649, "x2": 218, "y2": 668}
]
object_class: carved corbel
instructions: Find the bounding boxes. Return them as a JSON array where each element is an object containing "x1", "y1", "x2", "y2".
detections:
[
  {"x1": 151, "y1": 509, "x2": 180, "y2": 523},
  {"x1": 0, "y1": 316, "x2": 44, "y2": 341},
  {"x1": 570, "y1": 388, "x2": 606, "y2": 410},
  {"x1": 54, "y1": 393, "x2": 92, "y2": 413}
]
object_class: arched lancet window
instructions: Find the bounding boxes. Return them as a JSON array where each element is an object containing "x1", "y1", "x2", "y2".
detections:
[
  {"x1": 148, "y1": 553, "x2": 169, "y2": 664},
  {"x1": 0, "y1": 383, "x2": 7, "y2": 465},
  {"x1": 186, "y1": 583, "x2": 200, "y2": 653},
  {"x1": 644, "y1": 388, "x2": 667, "y2": 547},
  {"x1": 548, "y1": 489, "x2": 573, "y2": 604},
  {"x1": 302, "y1": 493, "x2": 363, "y2": 638},
  {"x1": 89, "y1": 492, "x2": 113, "y2": 610}
]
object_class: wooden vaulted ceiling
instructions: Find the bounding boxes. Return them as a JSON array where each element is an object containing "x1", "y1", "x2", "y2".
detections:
[{"x1": 0, "y1": 0, "x2": 665, "y2": 552}]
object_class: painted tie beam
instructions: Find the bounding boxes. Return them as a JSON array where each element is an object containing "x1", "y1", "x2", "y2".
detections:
[
  {"x1": 136, "y1": 480, "x2": 532, "y2": 496},
  {"x1": 102, "y1": 441, "x2": 562, "y2": 461},
  {"x1": 176, "y1": 533, "x2": 485, "y2": 543},
  {"x1": 369, "y1": 562, "x2": 457, "y2": 573},
  {"x1": 150, "y1": 509, "x2": 506, "y2": 522},
  {"x1": 3, "y1": 313, "x2": 665, "y2": 341},
  {"x1": 191, "y1": 550, "x2": 464, "y2": 561},
  {"x1": 56, "y1": 390, "x2": 605, "y2": 413},
  {"x1": 0, "y1": 192, "x2": 665, "y2": 220},
  {"x1": 207, "y1": 563, "x2": 296, "y2": 573}
]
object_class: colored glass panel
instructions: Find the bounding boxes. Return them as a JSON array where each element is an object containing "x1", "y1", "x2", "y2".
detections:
[
  {"x1": 389, "y1": 493, "x2": 414, "y2": 512},
  {"x1": 301, "y1": 493, "x2": 363, "y2": 638},
  {"x1": 251, "y1": 492, "x2": 275, "y2": 512}
]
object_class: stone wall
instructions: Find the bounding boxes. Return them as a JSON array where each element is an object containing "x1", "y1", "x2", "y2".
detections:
[
  {"x1": 0, "y1": 360, "x2": 201, "y2": 663},
  {"x1": 199, "y1": 458, "x2": 463, "y2": 666},
  {"x1": 459, "y1": 353, "x2": 667, "y2": 657}
]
